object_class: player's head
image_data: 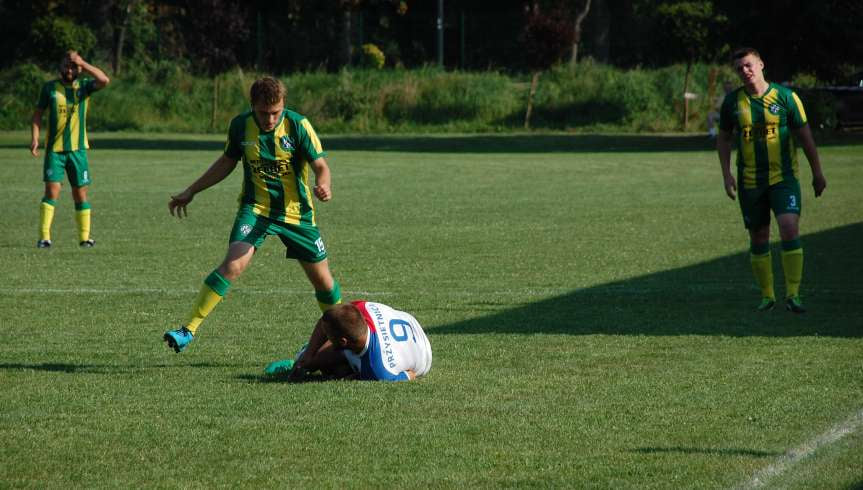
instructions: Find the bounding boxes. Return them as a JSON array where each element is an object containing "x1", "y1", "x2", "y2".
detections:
[
  {"x1": 58, "y1": 53, "x2": 80, "y2": 83},
  {"x1": 250, "y1": 77, "x2": 286, "y2": 131},
  {"x1": 731, "y1": 47, "x2": 765, "y2": 86},
  {"x1": 320, "y1": 304, "x2": 367, "y2": 351}
]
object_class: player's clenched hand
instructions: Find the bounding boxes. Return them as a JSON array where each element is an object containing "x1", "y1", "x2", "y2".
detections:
[
  {"x1": 314, "y1": 184, "x2": 331, "y2": 201},
  {"x1": 169, "y1": 190, "x2": 194, "y2": 218},
  {"x1": 723, "y1": 174, "x2": 737, "y2": 200},
  {"x1": 30, "y1": 140, "x2": 39, "y2": 157},
  {"x1": 812, "y1": 172, "x2": 826, "y2": 197}
]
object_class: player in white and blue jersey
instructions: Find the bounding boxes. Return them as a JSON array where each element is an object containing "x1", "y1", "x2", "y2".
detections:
[{"x1": 272, "y1": 301, "x2": 432, "y2": 382}]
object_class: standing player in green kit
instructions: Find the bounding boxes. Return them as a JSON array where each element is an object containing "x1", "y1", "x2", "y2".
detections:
[
  {"x1": 717, "y1": 48, "x2": 827, "y2": 313},
  {"x1": 30, "y1": 51, "x2": 110, "y2": 248},
  {"x1": 164, "y1": 77, "x2": 342, "y2": 352}
]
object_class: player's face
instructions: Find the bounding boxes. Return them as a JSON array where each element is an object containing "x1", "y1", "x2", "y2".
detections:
[
  {"x1": 253, "y1": 100, "x2": 285, "y2": 132},
  {"x1": 59, "y1": 61, "x2": 80, "y2": 84},
  {"x1": 734, "y1": 54, "x2": 764, "y2": 86}
]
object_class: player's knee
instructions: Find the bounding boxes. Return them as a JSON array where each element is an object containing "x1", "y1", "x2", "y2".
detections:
[{"x1": 219, "y1": 261, "x2": 247, "y2": 280}]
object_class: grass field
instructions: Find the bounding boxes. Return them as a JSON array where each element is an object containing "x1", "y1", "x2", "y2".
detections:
[{"x1": 1, "y1": 130, "x2": 861, "y2": 488}]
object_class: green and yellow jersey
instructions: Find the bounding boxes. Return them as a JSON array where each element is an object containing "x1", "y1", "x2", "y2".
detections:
[
  {"x1": 36, "y1": 78, "x2": 98, "y2": 153},
  {"x1": 224, "y1": 109, "x2": 326, "y2": 226},
  {"x1": 719, "y1": 82, "x2": 808, "y2": 189}
]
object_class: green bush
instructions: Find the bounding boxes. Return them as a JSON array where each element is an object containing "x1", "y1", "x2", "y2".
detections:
[
  {"x1": 0, "y1": 62, "x2": 844, "y2": 134},
  {"x1": 28, "y1": 16, "x2": 97, "y2": 67}
]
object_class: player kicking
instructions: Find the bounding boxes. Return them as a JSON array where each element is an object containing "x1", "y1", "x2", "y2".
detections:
[
  {"x1": 717, "y1": 47, "x2": 826, "y2": 313},
  {"x1": 164, "y1": 77, "x2": 342, "y2": 352},
  {"x1": 266, "y1": 301, "x2": 433, "y2": 382}
]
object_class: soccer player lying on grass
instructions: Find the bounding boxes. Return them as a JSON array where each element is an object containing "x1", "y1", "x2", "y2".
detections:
[{"x1": 266, "y1": 301, "x2": 432, "y2": 382}]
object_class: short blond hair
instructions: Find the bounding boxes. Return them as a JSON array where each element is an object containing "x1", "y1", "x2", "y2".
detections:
[{"x1": 249, "y1": 77, "x2": 285, "y2": 106}]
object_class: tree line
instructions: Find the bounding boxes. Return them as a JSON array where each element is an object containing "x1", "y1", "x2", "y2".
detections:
[{"x1": 0, "y1": 0, "x2": 860, "y2": 83}]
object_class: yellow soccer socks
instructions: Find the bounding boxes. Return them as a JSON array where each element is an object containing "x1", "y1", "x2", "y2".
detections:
[
  {"x1": 185, "y1": 270, "x2": 231, "y2": 334},
  {"x1": 749, "y1": 242, "x2": 774, "y2": 301},
  {"x1": 39, "y1": 198, "x2": 56, "y2": 241},
  {"x1": 315, "y1": 280, "x2": 342, "y2": 312},
  {"x1": 781, "y1": 239, "x2": 803, "y2": 299},
  {"x1": 74, "y1": 202, "x2": 91, "y2": 243}
]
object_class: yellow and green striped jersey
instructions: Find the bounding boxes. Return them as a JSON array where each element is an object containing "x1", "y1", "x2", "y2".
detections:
[
  {"x1": 36, "y1": 78, "x2": 98, "y2": 153},
  {"x1": 224, "y1": 109, "x2": 326, "y2": 226},
  {"x1": 719, "y1": 82, "x2": 808, "y2": 189}
]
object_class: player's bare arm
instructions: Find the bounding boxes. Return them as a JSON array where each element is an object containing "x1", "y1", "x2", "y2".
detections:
[
  {"x1": 311, "y1": 157, "x2": 332, "y2": 201},
  {"x1": 30, "y1": 109, "x2": 43, "y2": 157},
  {"x1": 793, "y1": 124, "x2": 827, "y2": 197},
  {"x1": 294, "y1": 318, "x2": 330, "y2": 370},
  {"x1": 716, "y1": 129, "x2": 737, "y2": 200},
  {"x1": 169, "y1": 154, "x2": 238, "y2": 218},
  {"x1": 67, "y1": 51, "x2": 110, "y2": 89}
]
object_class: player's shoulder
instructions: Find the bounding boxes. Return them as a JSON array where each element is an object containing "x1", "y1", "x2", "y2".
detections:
[
  {"x1": 41, "y1": 79, "x2": 60, "y2": 90},
  {"x1": 227, "y1": 110, "x2": 254, "y2": 129},
  {"x1": 281, "y1": 108, "x2": 310, "y2": 127},
  {"x1": 770, "y1": 82, "x2": 799, "y2": 100}
]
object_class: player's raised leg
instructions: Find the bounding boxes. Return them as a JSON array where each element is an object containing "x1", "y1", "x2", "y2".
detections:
[
  {"x1": 164, "y1": 241, "x2": 254, "y2": 352},
  {"x1": 300, "y1": 259, "x2": 341, "y2": 312}
]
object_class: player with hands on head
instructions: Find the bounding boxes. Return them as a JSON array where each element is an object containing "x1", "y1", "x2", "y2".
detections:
[{"x1": 31, "y1": 50, "x2": 110, "y2": 248}]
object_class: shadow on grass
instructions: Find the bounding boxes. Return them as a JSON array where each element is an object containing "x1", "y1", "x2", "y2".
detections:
[
  {"x1": 430, "y1": 222, "x2": 863, "y2": 338},
  {"x1": 1, "y1": 132, "x2": 858, "y2": 153},
  {"x1": 235, "y1": 373, "x2": 336, "y2": 384},
  {"x1": 631, "y1": 446, "x2": 781, "y2": 458},
  {"x1": 0, "y1": 362, "x2": 251, "y2": 373}
]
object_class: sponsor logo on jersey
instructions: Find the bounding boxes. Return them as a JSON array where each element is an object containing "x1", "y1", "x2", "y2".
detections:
[{"x1": 241, "y1": 140, "x2": 256, "y2": 146}]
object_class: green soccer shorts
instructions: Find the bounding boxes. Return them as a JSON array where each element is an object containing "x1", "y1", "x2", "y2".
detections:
[
  {"x1": 738, "y1": 179, "x2": 801, "y2": 230},
  {"x1": 43, "y1": 150, "x2": 91, "y2": 187},
  {"x1": 228, "y1": 205, "x2": 328, "y2": 263}
]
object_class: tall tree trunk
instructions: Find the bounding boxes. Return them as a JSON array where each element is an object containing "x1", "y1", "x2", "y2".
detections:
[
  {"x1": 112, "y1": 0, "x2": 139, "y2": 76},
  {"x1": 591, "y1": 0, "x2": 609, "y2": 63},
  {"x1": 569, "y1": 0, "x2": 592, "y2": 68},
  {"x1": 339, "y1": 7, "x2": 352, "y2": 68},
  {"x1": 524, "y1": 71, "x2": 540, "y2": 129},
  {"x1": 682, "y1": 60, "x2": 692, "y2": 130}
]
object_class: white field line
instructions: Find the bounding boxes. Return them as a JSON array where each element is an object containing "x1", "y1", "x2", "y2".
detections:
[{"x1": 739, "y1": 408, "x2": 863, "y2": 489}]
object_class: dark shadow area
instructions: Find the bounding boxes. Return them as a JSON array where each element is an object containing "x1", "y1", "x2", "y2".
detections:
[
  {"x1": 91, "y1": 138, "x2": 223, "y2": 152},
  {"x1": 2, "y1": 132, "x2": 859, "y2": 153},
  {"x1": 327, "y1": 133, "x2": 716, "y2": 153},
  {"x1": 632, "y1": 446, "x2": 780, "y2": 458},
  {"x1": 431, "y1": 223, "x2": 863, "y2": 338},
  {"x1": 0, "y1": 362, "x2": 251, "y2": 373},
  {"x1": 236, "y1": 373, "x2": 336, "y2": 384}
]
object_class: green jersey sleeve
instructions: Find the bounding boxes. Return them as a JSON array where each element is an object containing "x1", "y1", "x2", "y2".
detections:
[
  {"x1": 36, "y1": 82, "x2": 51, "y2": 110},
  {"x1": 295, "y1": 117, "x2": 326, "y2": 161},
  {"x1": 718, "y1": 90, "x2": 738, "y2": 132},
  {"x1": 786, "y1": 90, "x2": 808, "y2": 129},
  {"x1": 224, "y1": 115, "x2": 245, "y2": 160}
]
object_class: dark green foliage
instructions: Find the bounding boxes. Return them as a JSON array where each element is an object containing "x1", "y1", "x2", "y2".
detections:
[
  {"x1": 27, "y1": 15, "x2": 97, "y2": 67},
  {"x1": 0, "y1": 63, "x2": 847, "y2": 133}
]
